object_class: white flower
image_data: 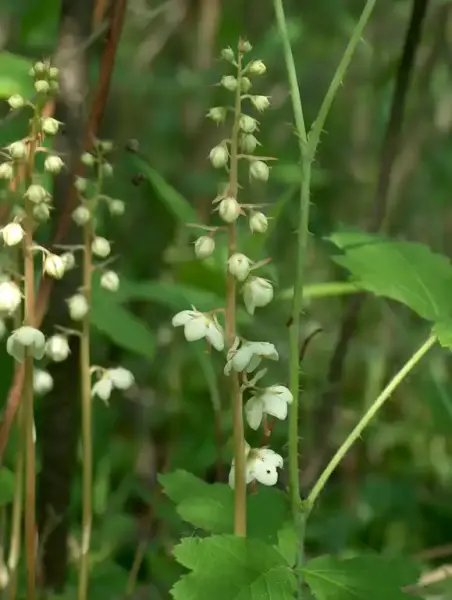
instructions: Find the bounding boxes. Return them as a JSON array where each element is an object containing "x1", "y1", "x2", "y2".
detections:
[
  {"x1": 45, "y1": 335, "x2": 70, "y2": 362},
  {"x1": 92, "y1": 378, "x2": 113, "y2": 402},
  {"x1": 9, "y1": 142, "x2": 27, "y2": 160},
  {"x1": 172, "y1": 309, "x2": 224, "y2": 351},
  {"x1": 61, "y1": 252, "x2": 75, "y2": 270},
  {"x1": 33, "y1": 369, "x2": 54, "y2": 395},
  {"x1": 224, "y1": 340, "x2": 278, "y2": 375},
  {"x1": 194, "y1": 236, "x2": 215, "y2": 259},
  {"x1": 209, "y1": 145, "x2": 229, "y2": 169},
  {"x1": 100, "y1": 270, "x2": 119, "y2": 292},
  {"x1": 2, "y1": 223, "x2": 24, "y2": 246},
  {"x1": 245, "y1": 385, "x2": 293, "y2": 430},
  {"x1": 33, "y1": 203, "x2": 50, "y2": 222},
  {"x1": 109, "y1": 199, "x2": 125, "y2": 216},
  {"x1": 72, "y1": 206, "x2": 91, "y2": 226},
  {"x1": 219, "y1": 196, "x2": 241, "y2": 223},
  {"x1": 44, "y1": 155, "x2": 64, "y2": 174},
  {"x1": 229, "y1": 447, "x2": 283, "y2": 488},
  {"x1": 67, "y1": 294, "x2": 89, "y2": 321},
  {"x1": 92, "y1": 366, "x2": 135, "y2": 402},
  {"x1": 242, "y1": 277, "x2": 273, "y2": 315},
  {"x1": 92, "y1": 237, "x2": 111, "y2": 258},
  {"x1": 0, "y1": 281, "x2": 22, "y2": 313},
  {"x1": 0, "y1": 163, "x2": 14, "y2": 180},
  {"x1": 7, "y1": 326, "x2": 46, "y2": 362},
  {"x1": 8, "y1": 94, "x2": 24, "y2": 109},
  {"x1": 41, "y1": 117, "x2": 59, "y2": 135},
  {"x1": 249, "y1": 212, "x2": 268, "y2": 233},
  {"x1": 25, "y1": 184, "x2": 48, "y2": 204},
  {"x1": 228, "y1": 253, "x2": 252, "y2": 282},
  {"x1": 44, "y1": 254, "x2": 65, "y2": 279}
]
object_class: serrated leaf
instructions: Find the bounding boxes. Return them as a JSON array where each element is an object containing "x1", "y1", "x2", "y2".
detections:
[
  {"x1": 303, "y1": 555, "x2": 419, "y2": 600},
  {"x1": 159, "y1": 470, "x2": 289, "y2": 543},
  {"x1": 171, "y1": 535, "x2": 297, "y2": 600},
  {"x1": 329, "y1": 231, "x2": 452, "y2": 322}
]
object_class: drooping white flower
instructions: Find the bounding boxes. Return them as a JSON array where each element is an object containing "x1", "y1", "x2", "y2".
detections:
[
  {"x1": 224, "y1": 340, "x2": 278, "y2": 376},
  {"x1": 44, "y1": 254, "x2": 65, "y2": 279},
  {"x1": 194, "y1": 236, "x2": 215, "y2": 259},
  {"x1": 72, "y1": 206, "x2": 91, "y2": 226},
  {"x1": 45, "y1": 335, "x2": 70, "y2": 362},
  {"x1": 228, "y1": 253, "x2": 252, "y2": 282},
  {"x1": 229, "y1": 446, "x2": 283, "y2": 488},
  {"x1": 67, "y1": 294, "x2": 89, "y2": 321},
  {"x1": 245, "y1": 385, "x2": 293, "y2": 430},
  {"x1": 33, "y1": 369, "x2": 54, "y2": 395},
  {"x1": 92, "y1": 378, "x2": 113, "y2": 402},
  {"x1": 91, "y1": 366, "x2": 135, "y2": 402},
  {"x1": 242, "y1": 277, "x2": 273, "y2": 315},
  {"x1": 92, "y1": 236, "x2": 111, "y2": 258},
  {"x1": 100, "y1": 270, "x2": 119, "y2": 292},
  {"x1": 2, "y1": 223, "x2": 24, "y2": 246},
  {"x1": 172, "y1": 309, "x2": 224, "y2": 351},
  {"x1": 6, "y1": 326, "x2": 46, "y2": 362},
  {"x1": 249, "y1": 211, "x2": 268, "y2": 233},
  {"x1": 0, "y1": 281, "x2": 22, "y2": 314}
]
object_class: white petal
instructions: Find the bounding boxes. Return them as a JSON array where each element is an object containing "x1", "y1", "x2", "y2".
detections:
[
  {"x1": 263, "y1": 385, "x2": 293, "y2": 404},
  {"x1": 228, "y1": 465, "x2": 235, "y2": 488},
  {"x1": 250, "y1": 341, "x2": 279, "y2": 360},
  {"x1": 92, "y1": 379, "x2": 113, "y2": 401},
  {"x1": 184, "y1": 316, "x2": 208, "y2": 341},
  {"x1": 243, "y1": 285, "x2": 256, "y2": 316},
  {"x1": 244, "y1": 397, "x2": 264, "y2": 430},
  {"x1": 231, "y1": 344, "x2": 254, "y2": 372},
  {"x1": 108, "y1": 367, "x2": 134, "y2": 390},
  {"x1": 6, "y1": 334, "x2": 25, "y2": 362},
  {"x1": 253, "y1": 460, "x2": 279, "y2": 486},
  {"x1": 256, "y1": 448, "x2": 284, "y2": 469},
  {"x1": 262, "y1": 393, "x2": 288, "y2": 421},
  {"x1": 172, "y1": 310, "x2": 198, "y2": 327},
  {"x1": 206, "y1": 322, "x2": 224, "y2": 351},
  {"x1": 246, "y1": 355, "x2": 262, "y2": 373}
]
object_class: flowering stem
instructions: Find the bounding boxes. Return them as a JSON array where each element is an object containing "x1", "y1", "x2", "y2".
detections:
[
  {"x1": 306, "y1": 334, "x2": 437, "y2": 509},
  {"x1": 227, "y1": 43, "x2": 246, "y2": 537},
  {"x1": 78, "y1": 222, "x2": 93, "y2": 600},
  {"x1": 7, "y1": 405, "x2": 23, "y2": 600}
]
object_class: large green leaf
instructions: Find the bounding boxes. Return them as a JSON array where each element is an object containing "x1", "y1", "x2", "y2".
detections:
[
  {"x1": 329, "y1": 231, "x2": 452, "y2": 322},
  {"x1": 0, "y1": 52, "x2": 33, "y2": 99},
  {"x1": 159, "y1": 470, "x2": 289, "y2": 543},
  {"x1": 303, "y1": 555, "x2": 419, "y2": 600},
  {"x1": 171, "y1": 535, "x2": 297, "y2": 600}
]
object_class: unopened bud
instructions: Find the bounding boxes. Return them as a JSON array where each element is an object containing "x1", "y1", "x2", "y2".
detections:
[
  {"x1": 250, "y1": 95, "x2": 270, "y2": 112},
  {"x1": 44, "y1": 254, "x2": 65, "y2": 279},
  {"x1": 67, "y1": 294, "x2": 89, "y2": 321},
  {"x1": 109, "y1": 199, "x2": 125, "y2": 216},
  {"x1": 228, "y1": 253, "x2": 252, "y2": 282},
  {"x1": 8, "y1": 94, "x2": 24, "y2": 109},
  {"x1": 72, "y1": 206, "x2": 91, "y2": 226},
  {"x1": 35, "y1": 80, "x2": 50, "y2": 94},
  {"x1": 249, "y1": 212, "x2": 268, "y2": 233},
  {"x1": 221, "y1": 47, "x2": 235, "y2": 63},
  {"x1": 61, "y1": 252, "x2": 75, "y2": 270},
  {"x1": 0, "y1": 163, "x2": 14, "y2": 180},
  {"x1": 9, "y1": 142, "x2": 27, "y2": 160},
  {"x1": 219, "y1": 196, "x2": 241, "y2": 223},
  {"x1": 45, "y1": 335, "x2": 70, "y2": 362},
  {"x1": 41, "y1": 117, "x2": 59, "y2": 135},
  {"x1": 207, "y1": 107, "x2": 227, "y2": 124},
  {"x1": 250, "y1": 160, "x2": 269, "y2": 182},
  {"x1": 248, "y1": 60, "x2": 266, "y2": 76},
  {"x1": 194, "y1": 236, "x2": 215, "y2": 259},
  {"x1": 33, "y1": 203, "x2": 50, "y2": 222},
  {"x1": 75, "y1": 177, "x2": 88, "y2": 193},
  {"x1": 239, "y1": 134, "x2": 259, "y2": 154},
  {"x1": 49, "y1": 66, "x2": 59, "y2": 79},
  {"x1": 2, "y1": 223, "x2": 24, "y2": 246},
  {"x1": 100, "y1": 270, "x2": 120, "y2": 292},
  {"x1": 44, "y1": 155, "x2": 64, "y2": 174},
  {"x1": 240, "y1": 77, "x2": 252, "y2": 93},
  {"x1": 101, "y1": 163, "x2": 113, "y2": 177},
  {"x1": 33, "y1": 61, "x2": 46, "y2": 75},
  {"x1": 221, "y1": 75, "x2": 238, "y2": 92},
  {"x1": 209, "y1": 145, "x2": 229, "y2": 169},
  {"x1": 99, "y1": 140, "x2": 113, "y2": 153},
  {"x1": 239, "y1": 40, "x2": 252, "y2": 53},
  {"x1": 81, "y1": 153, "x2": 95, "y2": 167},
  {"x1": 25, "y1": 184, "x2": 48, "y2": 204},
  {"x1": 92, "y1": 237, "x2": 111, "y2": 258},
  {"x1": 239, "y1": 115, "x2": 258, "y2": 134}
]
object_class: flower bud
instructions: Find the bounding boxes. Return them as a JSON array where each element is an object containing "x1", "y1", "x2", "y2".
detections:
[
  {"x1": 101, "y1": 163, "x2": 113, "y2": 177},
  {"x1": 228, "y1": 253, "x2": 252, "y2": 282},
  {"x1": 209, "y1": 145, "x2": 229, "y2": 169},
  {"x1": 2, "y1": 223, "x2": 24, "y2": 246},
  {"x1": 206, "y1": 107, "x2": 227, "y2": 124},
  {"x1": 49, "y1": 66, "x2": 59, "y2": 79},
  {"x1": 249, "y1": 211, "x2": 268, "y2": 233},
  {"x1": 99, "y1": 140, "x2": 113, "y2": 153},
  {"x1": 35, "y1": 80, "x2": 50, "y2": 94},
  {"x1": 81, "y1": 152, "x2": 95, "y2": 167},
  {"x1": 8, "y1": 94, "x2": 24, "y2": 109},
  {"x1": 44, "y1": 155, "x2": 64, "y2": 174},
  {"x1": 250, "y1": 160, "x2": 269, "y2": 182},
  {"x1": 240, "y1": 77, "x2": 252, "y2": 93},
  {"x1": 194, "y1": 236, "x2": 215, "y2": 259},
  {"x1": 44, "y1": 254, "x2": 65, "y2": 279},
  {"x1": 92, "y1": 237, "x2": 111, "y2": 258},
  {"x1": 239, "y1": 40, "x2": 252, "y2": 53},
  {"x1": 25, "y1": 184, "x2": 48, "y2": 204},
  {"x1": 250, "y1": 95, "x2": 270, "y2": 112},
  {"x1": 109, "y1": 199, "x2": 125, "y2": 216},
  {"x1": 221, "y1": 75, "x2": 238, "y2": 91},
  {"x1": 72, "y1": 205, "x2": 91, "y2": 226},
  {"x1": 9, "y1": 142, "x2": 27, "y2": 160},
  {"x1": 67, "y1": 294, "x2": 89, "y2": 321},
  {"x1": 33, "y1": 203, "x2": 50, "y2": 222},
  {"x1": 243, "y1": 277, "x2": 273, "y2": 315},
  {"x1": 239, "y1": 134, "x2": 259, "y2": 154},
  {"x1": 75, "y1": 177, "x2": 88, "y2": 193},
  {"x1": 0, "y1": 281, "x2": 21, "y2": 313},
  {"x1": 239, "y1": 115, "x2": 258, "y2": 134},
  {"x1": 41, "y1": 117, "x2": 59, "y2": 135},
  {"x1": 221, "y1": 47, "x2": 235, "y2": 63},
  {"x1": 0, "y1": 163, "x2": 14, "y2": 180},
  {"x1": 33, "y1": 61, "x2": 46, "y2": 75},
  {"x1": 49, "y1": 80, "x2": 59, "y2": 93},
  {"x1": 7, "y1": 326, "x2": 45, "y2": 362},
  {"x1": 45, "y1": 335, "x2": 70, "y2": 362},
  {"x1": 61, "y1": 252, "x2": 75, "y2": 270},
  {"x1": 34, "y1": 369, "x2": 54, "y2": 395},
  {"x1": 100, "y1": 270, "x2": 120, "y2": 292},
  {"x1": 219, "y1": 196, "x2": 241, "y2": 223},
  {"x1": 248, "y1": 60, "x2": 266, "y2": 76}
]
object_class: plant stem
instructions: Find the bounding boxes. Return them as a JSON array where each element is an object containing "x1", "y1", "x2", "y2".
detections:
[
  {"x1": 7, "y1": 406, "x2": 23, "y2": 600},
  {"x1": 78, "y1": 223, "x2": 93, "y2": 600},
  {"x1": 278, "y1": 281, "x2": 363, "y2": 301},
  {"x1": 226, "y1": 43, "x2": 246, "y2": 537},
  {"x1": 307, "y1": 333, "x2": 437, "y2": 509}
]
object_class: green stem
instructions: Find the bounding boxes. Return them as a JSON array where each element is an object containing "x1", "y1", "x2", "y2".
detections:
[
  {"x1": 7, "y1": 406, "x2": 23, "y2": 600},
  {"x1": 227, "y1": 43, "x2": 246, "y2": 537},
  {"x1": 278, "y1": 281, "x2": 363, "y2": 301},
  {"x1": 308, "y1": 0, "x2": 377, "y2": 153},
  {"x1": 307, "y1": 334, "x2": 437, "y2": 509}
]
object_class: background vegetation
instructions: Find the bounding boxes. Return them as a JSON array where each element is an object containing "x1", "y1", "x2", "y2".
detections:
[{"x1": 0, "y1": 0, "x2": 452, "y2": 598}]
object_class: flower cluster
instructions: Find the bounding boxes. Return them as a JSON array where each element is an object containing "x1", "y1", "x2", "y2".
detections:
[{"x1": 171, "y1": 41, "x2": 290, "y2": 490}]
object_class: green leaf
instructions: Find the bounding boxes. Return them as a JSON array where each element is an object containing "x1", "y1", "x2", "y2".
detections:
[
  {"x1": 329, "y1": 231, "x2": 452, "y2": 322},
  {"x1": 171, "y1": 535, "x2": 297, "y2": 600},
  {"x1": 303, "y1": 555, "x2": 419, "y2": 600},
  {"x1": 135, "y1": 157, "x2": 199, "y2": 224},
  {"x1": 159, "y1": 470, "x2": 289, "y2": 543},
  {"x1": 432, "y1": 320, "x2": 452, "y2": 349},
  {"x1": 0, "y1": 468, "x2": 15, "y2": 506},
  {"x1": 0, "y1": 52, "x2": 33, "y2": 99}
]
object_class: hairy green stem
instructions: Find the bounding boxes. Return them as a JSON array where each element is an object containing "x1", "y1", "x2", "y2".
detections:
[
  {"x1": 78, "y1": 223, "x2": 93, "y2": 600},
  {"x1": 226, "y1": 44, "x2": 246, "y2": 537},
  {"x1": 307, "y1": 334, "x2": 437, "y2": 509}
]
